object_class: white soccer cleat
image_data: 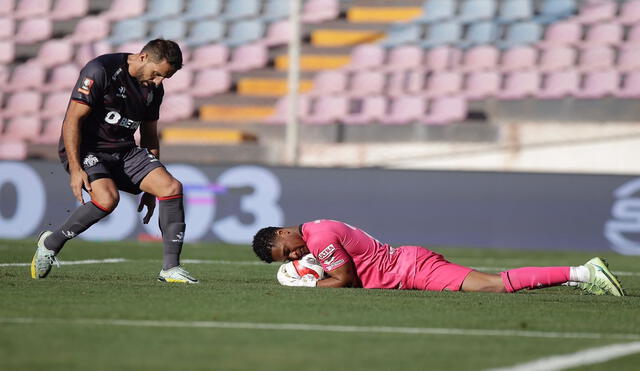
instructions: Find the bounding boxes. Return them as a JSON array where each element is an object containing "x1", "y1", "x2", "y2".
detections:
[
  {"x1": 158, "y1": 266, "x2": 199, "y2": 284},
  {"x1": 30, "y1": 231, "x2": 59, "y2": 279},
  {"x1": 582, "y1": 257, "x2": 625, "y2": 297}
]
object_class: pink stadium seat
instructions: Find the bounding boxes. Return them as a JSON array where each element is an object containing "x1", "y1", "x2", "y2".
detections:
[
  {"x1": 380, "y1": 96, "x2": 427, "y2": 125},
  {"x1": 616, "y1": 72, "x2": 640, "y2": 98},
  {"x1": 500, "y1": 46, "x2": 537, "y2": 71},
  {"x1": 14, "y1": 17, "x2": 52, "y2": 45},
  {"x1": 43, "y1": 63, "x2": 80, "y2": 93},
  {"x1": 342, "y1": 96, "x2": 387, "y2": 125},
  {"x1": 159, "y1": 94, "x2": 194, "y2": 123},
  {"x1": 619, "y1": 0, "x2": 640, "y2": 25},
  {"x1": 116, "y1": 41, "x2": 146, "y2": 54},
  {"x1": 189, "y1": 44, "x2": 229, "y2": 69},
  {"x1": 0, "y1": 0, "x2": 14, "y2": 16},
  {"x1": 5, "y1": 63, "x2": 46, "y2": 92},
  {"x1": 582, "y1": 22, "x2": 623, "y2": 46},
  {"x1": 302, "y1": 0, "x2": 339, "y2": 24},
  {"x1": 618, "y1": 48, "x2": 640, "y2": 72},
  {"x1": 3, "y1": 91, "x2": 42, "y2": 118},
  {"x1": 462, "y1": 45, "x2": 499, "y2": 72},
  {"x1": 101, "y1": 0, "x2": 147, "y2": 21},
  {"x1": 625, "y1": 24, "x2": 640, "y2": 46},
  {"x1": 227, "y1": 43, "x2": 268, "y2": 72},
  {"x1": 425, "y1": 46, "x2": 462, "y2": 71},
  {"x1": 0, "y1": 140, "x2": 28, "y2": 160},
  {"x1": 421, "y1": 95, "x2": 468, "y2": 125},
  {"x1": 498, "y1": 70, "x2": 540, "y2": 100},
  {"x1": 162, "y1": 68, "x2": 193, "y2": 94},
  {"x1": 34, "y1": 116, "x2": 64, "y2": 144},
  {"x1": 75, "y1": 41, "x2": 112, "y2": 66},
  {"x1": 33, "y1": 39, "x2": 74, "y2": 68},
  {"x1": 50, "y1": 0, "x2": 89, "y2": 20},
  {"x1": 3, "y1": 115, "x2": 41, "y2": 141},
  {"x1": 304, "y1": 95, "x2": 348, "y2": 125},
  {"x1": 539, "y1": 47, "x2": 577, "y2": 72},
  {"x1": 464, "y1": 70, "x2": 501, "y2": 100},
  {"x1": 386, "y1": 70, "x2": 412, "y2": 96},
  {"x1": 423, "y1": 71, "x2": 463, "y2": 98},
  {"x1": 263, "y1": 20, "x2": 291, "y2": 47},
  {"x1": 0, "y1": 40, "x2": 14, "y2": 64},
  {"x1": 344, "y1": 44, "x2": 386, "y2": 71},
  {"x1": 40, "y1": 92, "x2": 69, "y2": 119},
  {"x1": 405, "y1": 70, "x2": 428, "y2": 94},
  {"x1": 309, "y1": 70, "x2": 348, "y2": 96},
  {"x1": 538, "y1": 20, "x2": 582, "y2": 48},
  {"x1": 66, "y1": 17, "x2": 110, "y2": 44},
  {"x1": 190, "y1": 68, "x2": 231, "y2": 97},
  {"x1": 573, "y1": 0, "x2": 617, "y2": 24},
  {"x1": 348, "y1": 70, "x2": 386, "y2": 97},
  {"x1": 575, "y1": 70, "x2": 619, "y2": 98},
  {"x1": 0, "y1": 17, "x2": 14, "y2": 39},
  {"x1": 385, "y1": 46, "x2": 423, "y2": 71},
  {"x1": 263, "y1": 95, "x2": 310, "y2": 125},
  {"x1": 579, "y1": 46, "x2": 615, "y2": 71},
  {"x1": 0, "y1": 65, "x2": 8, "y2": 87},
  {"x1": 13, "y1": 0, "x2": 50, "y2": 19},
  {"x1": 536, "y1": 70, "x2": 580, "y2": 99}
]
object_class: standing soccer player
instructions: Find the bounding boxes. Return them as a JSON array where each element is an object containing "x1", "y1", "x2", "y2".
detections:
[
  {"x1": 253, "y1": 219, "x2": 625, "y2": 296},
  {"x1": 31, "y1": 39, "x2": 198, "y2": 284}
]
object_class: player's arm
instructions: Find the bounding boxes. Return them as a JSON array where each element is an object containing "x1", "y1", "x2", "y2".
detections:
[
  {"x1": 139, "y1": 120, "x2": 160, "y2": 158},
  {"x1": 317, "y1": 260, "x2": 359, "y2": 288},
  {"x1": 63, "y1": 100, "x2": 93, "y2": 203}
]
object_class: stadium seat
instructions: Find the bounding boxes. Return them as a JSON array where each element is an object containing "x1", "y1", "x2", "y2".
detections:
[
  {"x1": 0, "y1": 140, "x2": 27, "y2": 160},
  {"x1": 115, "y1": 41, "x2": 146, "y2": 54},
  {"x1": 458, "y1": 0, "x2": 497, "y2": 23},
  {"x1": 237, "y1": 78, "x2": 312, "y2": 97},
  {"x1": 342, "y1": 96, "x2": 387, "y2": 125},
  {"x1": 101, "y1": 0, "x2": 146, "y2": 21},
  {"x1": 0, "y1": 17, "x2": 14, "y2": 40},
  {"x1": 421, "y1": 21, "x2": 462, "y2": 49},
  {"x1": 184, "y1": 20, "x2": 224, "y2": 47},
  {"x1": 227, "y1": 43, "x2": 268, "y2": 72},
  {"x1": 497, "y1": 21, "x2": 542, "y2": 49},
  {"x1": 536, "y1": 70, "x2": 580, "y2": 99},
  {"x1": 34, "y1": 116, "x2": 63, "y2": 144},
  {"x1": 190, "y1": 68, "x2": 231, "y2": 98},
  {"x1": 497, "y1": 0, "x2": 534, "y2": 23},
  {"x1": 222, "y1": 0, "x2": 260, "y2": 21},
  {"x1": 40, "y1": 92, "x2": 69, "y2": 119},
  {"x1": 422, "y1": 71, "x2": 463, "y2": 97},
  {"x1": 263, "y1": 95, "x2": 310, "y2": 125},
  {"x1": 405, "y1": 70, "x2": 429, "y2": 94},
  {"x1": 149, "y1": 19, "x2": 187, "y2": 40},
  {"x1": 385, "y1": 45, "x2": 423, "y2": 71},
  {"x1": 348, "y1": 70, "x2": 387, "y2": 97},
  {"x1": 420, "y1": 95, "x2": 467, "y2": 125},
  {"x1": 159, "y1": 93, "x2": 194, "y2": 123},
  {"x1": 0, "y1": 65, "x2": 8, "y2": 88},
  {"x1": 626, "y1": 24, "x2": 640, "y2": 46},
  {"x1": 263, "y1": 20, "x2": 291, "y2": 47},
  {"x1": 162, "y1": 68, "x2": 193, "y2": 94},
  {"x1": 464, "y1": 70, "x2": 501, "y2": 100},
  {"x1": 619, "y1": 0, "x2": 640, "y2": 25},
  {"x1": 67, "y1": 16, "x2": 110, "y2": 44},
  {"x1": 458, "y1": 21, "x2": 499, "y2": 49},
  {"x1": 539, "y1": 46, "x2": 577, "y2": 72},
  {"x1": 0, "y1": 0, "x2": 14, "y2": 16},
  {"x1": 538, "y1": 20, "x2": 582, "y2": 48},
  {"x1": 262, "y1": 0, "x2": 290, "y2": 22},
  {"x1": 43, "y1": 63, "x2": 80, "y2": 93},
  {"x1": 380, "y1": 96, "x2": 427, "y2": 125},
  {"x1": 575, "y1": 70, "x2": 619, "y2": 98},
  {"x1": 225, "y1": 19, "x2": 265, "y2": 47},
  {"x1": 381, "y1": 24, "x2": 422, "y2": 47},
  {"x1": 181, "y1": 0, "x2": 221, "y2": 21},
  {"x1": 0, "y1": 40, "x2": 15, "y2": 64},
  {"x1": 498, "y1": 70, "x2": 540, "y2": 99},
  {"x1": 574, "y1": 0, "x2": 617, "y2": 24},
  {"x1": 304, "y1": 96, "x2": 349, "y2": 125},
  {"x1": 500, "y1": 46, "x2": 538, "y2": 71},
  {"x1": 75, "y1": 41, "x2": 111, "y2": 66},
  {"x1": 50, "y1": 0, "x2": 88, "y2": 20},
  {"x1": 3, "y1": 91, "x2": 42, "y2": 118},
  {"x1": 535, "y1": 0, "x2": 577, "y2": 24},
  {"x1": 301, "y1": 0, "x2": 339, "y2": 24},
  {"x1": 13, "y1": 0, "x2": 50, "y2": 19},
  {"x1": 33, "y1": 39, "x2": 74, "y2": 68},
  {"x1": 188, "y1": 44, "x2": 229, "y2": 70},
  {"x1": 312, "y1": 29, "x2": 385, "y2": 47},
  {"x1": 461, "y1": 45, "x2": 499, "y2": 72},
  {"x1": 616, "y1": 71, "x2": 640, "y2": 98},
  {"x1": 5, "y1": 63, "x2": 46, "y2": 92},
  {"x1": 344, "y1": 44, "x2": 386, "y2": 71},
  {"x1": 309, "y1": 70, "x2": 348, "y2": 96},
  {"x1": 416, "y1": 0, "x2": 456, "y2": 24},
  {"x1": 108, "y1": 19, "x2": 148, "y2": 46},
  {"x1": 14, "y1": 17, "x2": 52, "y2": 45},
  {"x1": 579, "y1": 46, "x2": 615, "y2": 71},
  {"x1": 140, "y1": 0, "x2": 183, "y2": 21},
  {"x1": 3, "y1": 115, "x2": 42, "y2": 140},
  {"x1": 347, "y1": 6, "x2": 423, "y2": 23},
  {"x1": 583, "y1": 22, "x2": 623, "y2": 46},
  {"x1": 618, "y1": 48, "x2": 640, "y2": 72},
  {"x1": 425, "y1": 45, "x2": 462, "y2": 71}
]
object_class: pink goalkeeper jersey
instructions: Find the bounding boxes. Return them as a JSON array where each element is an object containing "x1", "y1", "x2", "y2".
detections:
[{"x1": 301, "y1": 219, "x2": 418, "y2": 289}]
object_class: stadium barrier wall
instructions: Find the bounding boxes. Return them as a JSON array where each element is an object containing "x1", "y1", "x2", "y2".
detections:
[{"x1": 1, "y1": 160, "x2": 639, "y2": 255}]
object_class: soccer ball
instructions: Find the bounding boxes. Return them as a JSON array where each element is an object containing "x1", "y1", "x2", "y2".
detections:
[{"x1": 278, "y1": 254, "x2": 324, "y2": 282}]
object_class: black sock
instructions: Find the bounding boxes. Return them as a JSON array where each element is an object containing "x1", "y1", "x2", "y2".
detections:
[
  {"x1": 159, "y1": 196, "x2": 185, "y2": 270},
  {"x1": 44, "y1": 201, "x2": 111, "y2": 254}
]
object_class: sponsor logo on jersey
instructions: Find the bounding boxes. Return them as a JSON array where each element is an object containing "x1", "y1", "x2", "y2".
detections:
[
  {"x1": 318, "y1": 244, "x2": 335, "y2": 260},
  {"x1": 116, "y1": 86, "x2": 127, "y2": 99},
  {"x1": 83, "y1": 154, "x2": 99, "y2": 168},
  {"x1": 326, "y1": 259, "x2": 345, "y2": 271},
  {"x1": 322, "y1": 256, "x2": 336, "y2": 266},
  {"x1": 77, "y1": 77, "x2": 94, "y2": 95}
]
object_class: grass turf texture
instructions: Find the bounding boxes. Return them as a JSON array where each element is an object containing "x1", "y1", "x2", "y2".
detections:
[{"x1": 1, "y1": 238, "x2": 639, "y2": 371}]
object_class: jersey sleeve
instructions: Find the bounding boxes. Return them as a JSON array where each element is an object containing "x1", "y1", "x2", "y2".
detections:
[
  {"x1": 314, "y1": 242, "x2": 349, "y2": 273},
  {"x1": 70, "y1": 60, "x2": 107, "y2": 107}
]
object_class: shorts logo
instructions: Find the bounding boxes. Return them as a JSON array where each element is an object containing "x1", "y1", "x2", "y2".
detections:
[
  {"x1": 318, "y1": 244, "x2": 335, "y2": 260},
  {"x1": 77, "y1": 77, "x2": 94, "y2": 95},
  {"x1": 83, "y1": 154, "x2": 99, "y2": 168}
]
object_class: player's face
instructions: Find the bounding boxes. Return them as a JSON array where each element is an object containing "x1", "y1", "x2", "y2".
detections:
[
  {"x1": 270, "y1": 232, "x2": 309, "y2": 262},
  {"x1": 135, "y1": 57, "x2": 176, "y2": 88}
]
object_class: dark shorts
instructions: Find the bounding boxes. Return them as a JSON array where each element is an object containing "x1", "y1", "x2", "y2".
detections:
[{"x1": 61, "y1": 147, "x2": 164, "y2": 195}]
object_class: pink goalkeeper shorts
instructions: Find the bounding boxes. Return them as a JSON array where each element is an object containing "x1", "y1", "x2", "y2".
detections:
[{"x1": 404, "y1": 246, "x2": 473, "y2": 292}]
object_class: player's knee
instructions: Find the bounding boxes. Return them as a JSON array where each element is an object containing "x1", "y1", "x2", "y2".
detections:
[
  {"x1": 166, "y1": 178, "x2": 182, "y2": 197},
  {"x1": 92, "y1": 195, "x2": 119, "y2": 212}
]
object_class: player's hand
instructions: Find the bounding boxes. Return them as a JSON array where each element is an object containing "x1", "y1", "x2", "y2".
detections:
[
  {"x1": 137, "y1": 192, "x2": 156, "y2": 224},
  {"x1": 69, "y1": 168, "x2": 91, "y2": 204}
]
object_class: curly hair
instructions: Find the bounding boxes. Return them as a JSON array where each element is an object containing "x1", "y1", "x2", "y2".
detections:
[
  {"x1": 141, "y1": 39, "x2": 183, "y2": 70},
  {"x1": 252, "y1": 227, "x2": 280, "y2": 263}
]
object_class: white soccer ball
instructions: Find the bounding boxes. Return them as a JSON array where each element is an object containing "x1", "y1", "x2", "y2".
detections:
[{"x1": 277, "y1": 253, "x2": 324, "y2": 283}]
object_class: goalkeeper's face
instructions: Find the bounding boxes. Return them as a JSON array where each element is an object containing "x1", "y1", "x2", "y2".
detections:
[{"x1": 270, "y1": 231, "x2": 309, "y2": 262}]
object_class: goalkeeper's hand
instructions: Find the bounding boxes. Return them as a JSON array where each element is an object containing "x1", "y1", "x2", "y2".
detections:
[{"x1": 277, "y1": 264, "x2": 318, "y2": 287}]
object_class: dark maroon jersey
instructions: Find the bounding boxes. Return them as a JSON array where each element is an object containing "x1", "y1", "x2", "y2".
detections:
[{"x1": 59, "y1": 53, "x2": 164, "y2": 156}]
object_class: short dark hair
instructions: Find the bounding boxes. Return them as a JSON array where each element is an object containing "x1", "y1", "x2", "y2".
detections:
[
  {"x1": 141, "y1": 39, "x2": 183, "y2": 70},
  {"x1": 252, "y1": 227, "x2": 280, "y2": 263}
]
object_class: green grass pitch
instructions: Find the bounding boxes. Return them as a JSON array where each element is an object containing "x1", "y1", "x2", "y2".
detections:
[{"x1": 1, "y1": 238, "x2": 639, "y2": 371}]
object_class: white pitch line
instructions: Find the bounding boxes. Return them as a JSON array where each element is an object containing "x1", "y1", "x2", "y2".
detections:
[
  {"x1": 1, "y1": 317, "x2": 639, "y2": 341},
  {"x1": 0, "y1": 258, "x2": 128, "y2": 267},
  {"x1": 488, "y1": 341, "x2": 640, "y2": 371}
]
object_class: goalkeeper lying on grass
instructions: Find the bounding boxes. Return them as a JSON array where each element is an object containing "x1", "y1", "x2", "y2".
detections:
[{"x1": 252, "y1": 219, "x2": 625, "y2": 296}]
